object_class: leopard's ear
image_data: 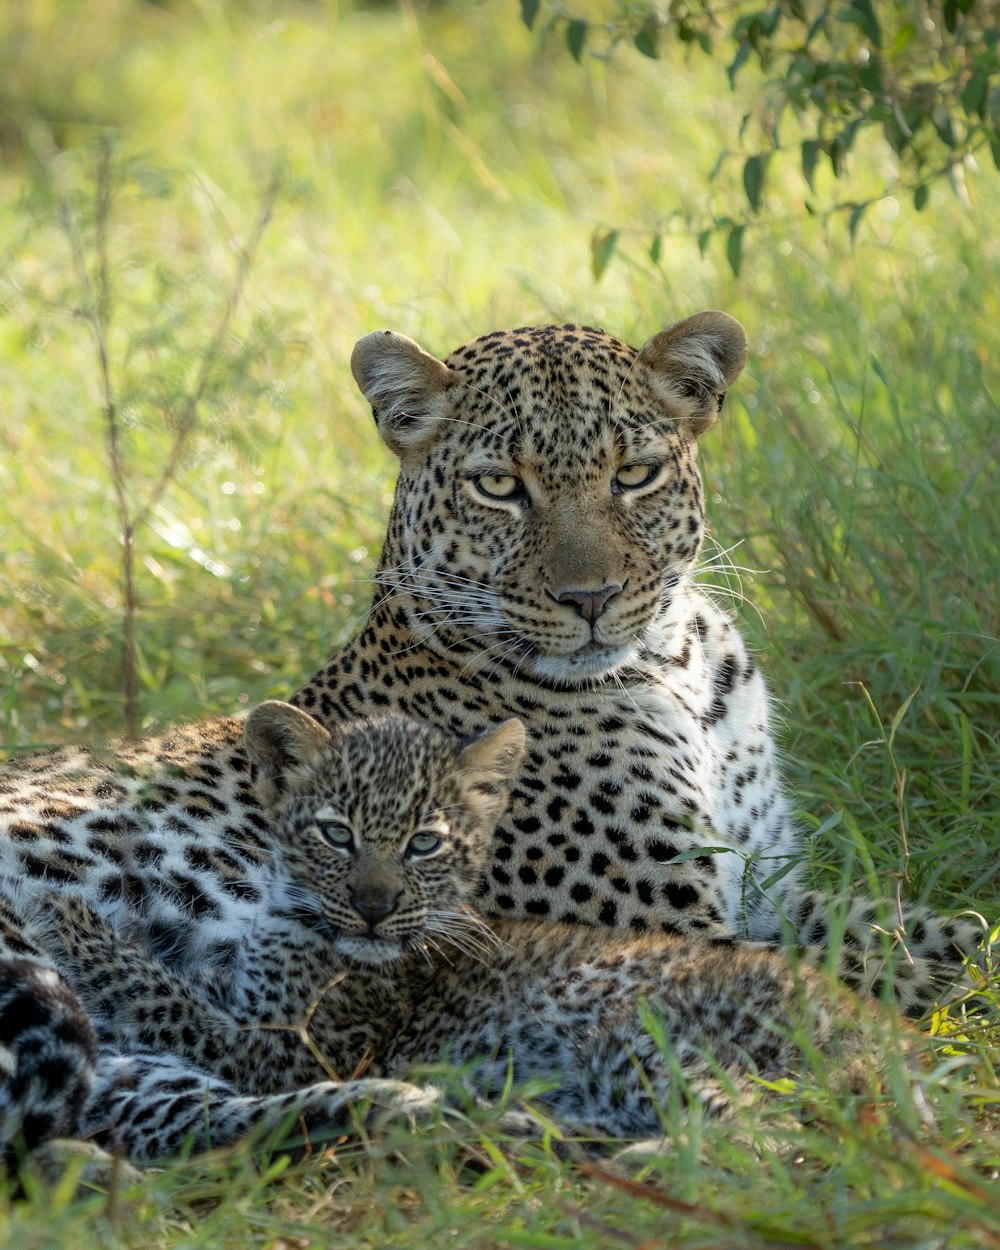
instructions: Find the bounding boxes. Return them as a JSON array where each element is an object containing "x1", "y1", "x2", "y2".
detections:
[
  {"x1": 243, "y1": 701, "x2": 331, "y2": 806},
  {"x1": 457, "y1": 718, "x2": 526, "y2": 825},
  {"x1": 639, "y1": 311, "x2": 748, "y2": 438},
  {"x1": 351, "y1": 330, "x2": 455, "y2": 459}
]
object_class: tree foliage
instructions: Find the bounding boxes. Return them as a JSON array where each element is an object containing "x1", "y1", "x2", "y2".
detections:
[{"x1": 521, "y1": 1, "x2": 1000, "y2": 272}]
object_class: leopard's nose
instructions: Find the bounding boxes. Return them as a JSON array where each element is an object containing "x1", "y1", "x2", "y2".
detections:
[
  {"x1": 350, "y1": 892, "x2": 399, "y2": 926},
  {"x1": 551, "y1": 583, "x2": 624, "y2": 623}
]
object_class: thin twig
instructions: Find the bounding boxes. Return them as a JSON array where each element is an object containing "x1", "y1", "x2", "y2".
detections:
[
  {"x1": 133, "y1": 172, "x2": 281, "y2": 532},
  {"x1": 61, "y1": 137, "x2": 141, "y2": 738},
  {"x1": 59, "y1": 150, "x2": 280, "y2": 736}
]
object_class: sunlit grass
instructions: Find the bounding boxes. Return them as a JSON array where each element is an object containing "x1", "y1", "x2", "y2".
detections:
[{"x1": 0, "y1": 0, "x2": 997, "y2": 1244}]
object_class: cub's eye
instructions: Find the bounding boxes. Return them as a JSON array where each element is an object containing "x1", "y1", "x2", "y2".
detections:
[
  {"x1": 614, "y1": 462, "x2": 662, "y2": 491},
  {"x1": 474, "y1": 473, "x2": 524, "y2": 501},
  {"x1": 406, "y1": 831, "x2": 443, "y2": 858},
  {"x1": 315, "y1": 821, "x2": 353, "y2": 851}
]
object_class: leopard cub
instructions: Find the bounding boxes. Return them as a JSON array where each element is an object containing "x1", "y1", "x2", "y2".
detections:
[{"x1": 59, "y1": 703, "x2": 896, "y2": 1140}]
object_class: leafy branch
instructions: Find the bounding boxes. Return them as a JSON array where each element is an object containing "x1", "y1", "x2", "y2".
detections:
[{"x1": 522, "y1": 0, "x2": 1000, "y2": 274}]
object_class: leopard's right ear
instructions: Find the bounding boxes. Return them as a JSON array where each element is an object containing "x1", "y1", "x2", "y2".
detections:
[
  {"x1": 243, "y1": 701, "x2": 331, "y2": 806},
  {"x1": 351, "y1": 330, "x2": 455, "y2": 460}
]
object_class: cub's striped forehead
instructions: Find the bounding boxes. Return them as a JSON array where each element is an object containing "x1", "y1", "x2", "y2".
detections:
[{"x1": 332, "y1": 716, "x2": 461, "y2": 779}]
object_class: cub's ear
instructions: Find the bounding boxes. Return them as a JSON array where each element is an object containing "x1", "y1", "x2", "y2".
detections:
[
  {"x1": 243, "y1": 701, "x2": 332, "y2": 806},
  {"x1": 457, "y1": 718, "x2": 526, "y2": 825},
  {"x1": 639, "y1": 311, "x2": 748, "y2": 438},
  {"x1": 351, "y1": 330, "x2": 455, "y2": 459}
]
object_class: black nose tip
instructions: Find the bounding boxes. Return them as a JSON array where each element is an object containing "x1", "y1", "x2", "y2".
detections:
[
  {"x1": 350, "y1": 894, "x2": 398, "y2": 926},
  {"x1": 554, "y1": 583, "x2": 624, "y2": 624}
]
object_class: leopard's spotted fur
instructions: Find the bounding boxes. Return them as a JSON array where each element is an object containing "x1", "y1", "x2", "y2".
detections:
[
  {"x1": 55, "y1": 704, "x2": 889, "y2": 1139},
  {"x1": 294, "y1": 316, "x2": 979, "y2": 990},
  {"x1": 0, "y1": 312, "x2": 981, "y2": 1162}
]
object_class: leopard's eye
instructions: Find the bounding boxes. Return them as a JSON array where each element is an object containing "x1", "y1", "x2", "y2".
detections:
[
  {"x1": 614, "y1": 462, "x2": 662, "y2": 490},
  {"x1": 474, "y1": 473, "x2": 524, "y2": 501},
  {"x1": 314, "y1": 811, "x2": 353, "y2": 851},
  {"x1": 406, "y1": 831, "x2": 443, "y2": 858}
]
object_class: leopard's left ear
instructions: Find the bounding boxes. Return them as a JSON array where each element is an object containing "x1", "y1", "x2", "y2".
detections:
[
  {"x1": 351, "y1": 330, "x2": 456, "y2": 460},
  {"x1": 457, "y1": 718, "x2": 526, "y2": 824},
  {"x1": 243, "y1": 701, "x2": 331, "y2": 806},
  {"x1": 639, "y1": 311, "x2": 748, "y2": 438}
]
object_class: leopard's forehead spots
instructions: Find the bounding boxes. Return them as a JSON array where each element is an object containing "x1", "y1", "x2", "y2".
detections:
[
  {"x1": 442, "y1": 324, "x2": 680, "y2": 479},
  {"x1": 446, "y1": 323, "x2": 634, "y2": 372}
]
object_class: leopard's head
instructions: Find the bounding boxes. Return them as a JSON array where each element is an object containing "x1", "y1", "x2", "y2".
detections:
[
  {"x1": 352, "y1": 314, "x2": 747, "y2": 686},
  {"x1": 243, "y1": 701, "x2": 525, "y2": 965}
]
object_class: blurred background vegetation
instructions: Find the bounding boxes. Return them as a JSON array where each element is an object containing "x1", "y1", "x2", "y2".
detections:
[
  {"x1": 0, "y1": 0, "x2": 996, "y2": 888},
  {"x1": 0, "y1": 2, "x2": 998, "y2": 1241}
]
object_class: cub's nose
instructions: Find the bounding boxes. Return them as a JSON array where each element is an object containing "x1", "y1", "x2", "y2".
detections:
[
  {"x1": 552, "y1": 583, "x2": 623, "y2": 624},
  {"x1": 350, "y1": 892, "x2": 399, "y2": 927}
]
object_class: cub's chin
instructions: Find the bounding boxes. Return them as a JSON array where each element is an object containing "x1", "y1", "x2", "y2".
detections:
[{"x1": 335, "y1": 934, "x2": 406, "y2": 967}]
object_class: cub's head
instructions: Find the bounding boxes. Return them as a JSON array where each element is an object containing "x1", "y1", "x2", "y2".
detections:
[
  {"x1": 352, "y1": 314, "x2": 747, "y2": 686},
  {"x1": 243, "y1": 701, "x2": 525, "y2": 966}
]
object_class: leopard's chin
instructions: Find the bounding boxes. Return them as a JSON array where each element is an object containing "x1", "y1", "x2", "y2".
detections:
[{"x1": 528, "y1": 640, "x2": 641, "y2": 686}]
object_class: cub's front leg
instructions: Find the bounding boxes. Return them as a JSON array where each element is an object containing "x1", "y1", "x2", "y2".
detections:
[{"x1": 52, "y1": 896, "x2": 368, "y2": 1096}]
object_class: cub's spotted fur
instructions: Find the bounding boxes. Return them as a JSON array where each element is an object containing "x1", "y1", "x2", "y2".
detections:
[
  {"x1": 57, "y1": 704, "x2": 889, "y2": 1139},
  {"x1": 0, "y1": 313, "x2": 981, "y2": 1160},
  {"x1": 0, "y1": 723, "x2": 442, "y2": 1162}
]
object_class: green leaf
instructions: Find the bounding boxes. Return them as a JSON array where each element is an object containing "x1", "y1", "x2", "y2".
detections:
[
  {"x1": 634, "y1": 25, "x2": 659, "y2": 59},
  {"x1": 857, "y1": 58, "x2": 883, "y2": 93},
  {"x1": 590, "y1": 228, "x2": 618, "y2": 280},
  {"x1": 663, "y1": 846, "x2": 735, "y2": 864},
  {"x1": 811, "y1": 811, "x2": 845, "y2": 838},
  {"x1": 801, "y1": 138, "x2": 821, "y2": 190},
  {"x1": 914, "y1": 183, "x2": 929, "y2": 211},
  {"x1": 519, "y1": 0, "x2": 540, "y2": 30},
  {"x1": 931, "y1": 103, "x2": 956, "y2": 146},
  {"x1": 848, "y1": 202, "x2": 867, "y2": 240},
  {"x1": 757, "y1": 857, "x2": 804, "y2": 894},
  {"x1": 961, "y1": 69, "x2": 988, "y2": 118},
  {"x1": 648, "y1": 234, "x2": 662, "y2": 264},
  {"x1": 565, "y1": 19, "x2": 587, "y2": 64},
  {"x1": 708, "y1": 150, "x2": 729, "y2": 181},
  {"x1": 888, "y1": 686, "x2": 920, "y2": 750},
  {"x1": 742, "y1": 153, "x2": 767, "y2": 213},
  {"x1": 697, "y1": 229, "x2": 712, "y2": 256},
  {"x1": 830, "y1": 120, "x2": 860, "y2": 178},
  {"x1": 727, "y1": 41, "x2": 751, "y2": 89},
  {"x1": 870, "y1": 354, "x2": 890, "y2": 389},
  {"x1": 840, "y1": 0, "x2": 882, "y2": 48},
  {"x1": 726, "y1": 224, "x2": 745, "y2": 277}
]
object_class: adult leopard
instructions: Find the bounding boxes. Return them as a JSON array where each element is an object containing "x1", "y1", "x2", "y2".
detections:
[
  {"x1": 293, "y1": 315, "x2": 979, "y2": 992},
  {"x1": 0, "y1": 312, "x2": 980, "y2": 1163}
]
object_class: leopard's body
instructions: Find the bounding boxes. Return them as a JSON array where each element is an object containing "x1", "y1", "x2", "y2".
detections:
[
  {"x1": 293, "y1": 317, "x2": 977, "y2": 987},
  {"x1": 0, "y1": 313, "x2": 980, "y2": 1162},
  {"x1": 56, "y1": 705, "x2": 886, "y2": 1140}
]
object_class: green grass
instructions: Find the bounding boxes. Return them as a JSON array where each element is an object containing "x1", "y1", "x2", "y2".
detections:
[{"x1": 0, "y1": 1, "x2": 998, "y2": 1245}]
